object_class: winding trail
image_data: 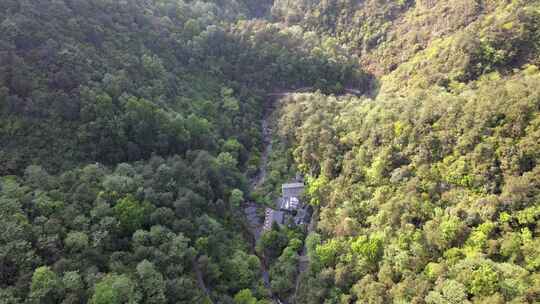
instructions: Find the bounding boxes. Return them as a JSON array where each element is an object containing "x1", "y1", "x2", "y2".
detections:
[{"x1": 250, "y1": 96, "x2": 275, "y2": 190}]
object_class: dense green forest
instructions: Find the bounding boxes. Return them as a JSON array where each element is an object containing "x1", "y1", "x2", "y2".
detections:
[
  {"x1": 1, "y1": 0, "x2": 540, "y2": 303},
  {"x1": 272, "y1": 1, "x2": 540, "y2": 303}
]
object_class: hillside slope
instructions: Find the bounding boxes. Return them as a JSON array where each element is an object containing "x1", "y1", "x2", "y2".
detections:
[
  {"x1": 0, "y1": 0, "x2": 362, "y2": 175},
  {"x1": 268, "y1": 0, "x2": 540, "y2": 303},
  {"x1": 280, "y1": 67, "x2": 540, "y2": 303}
]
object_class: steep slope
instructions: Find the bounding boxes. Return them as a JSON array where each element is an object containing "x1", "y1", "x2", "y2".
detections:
[
  {"x1": 280, "y1": 64, "x2": 540, "y2": 304},
  {"x1": 0, "y1": 0, "x2": 363, "y2": 175},
  {"x1": 0, "y1": 1, "x2": 364, "y2": 303},
  {"x1": 271, "y1": 0, "x2": 540, "y2": 84},
  {"x1": 266, "y1": 0, "x2": 540, "y2": 303}
]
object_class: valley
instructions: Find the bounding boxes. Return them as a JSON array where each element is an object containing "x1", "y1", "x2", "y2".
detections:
[{"x1": 1, "y1": 1, "x2": 539, "y2": 303}]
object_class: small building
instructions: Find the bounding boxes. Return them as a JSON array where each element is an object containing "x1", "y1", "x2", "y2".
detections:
[
  {"x1": 279, "y1": 182, "x2": 305, "y2": 211},
  {"x1": 264, "y1": 180, "x2": 310, "y2": 231}
]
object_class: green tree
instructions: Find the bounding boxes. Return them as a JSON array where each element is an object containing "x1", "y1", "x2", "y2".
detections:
[
  {"x1": 258, "y1": 229, "x2": 288, "y2": 260},
  {"x1": 0, "y1": 288, "x2": 22, "y2": 304},
  {"x1": 269, "y1": 246, "x2": 298, "y2": 297},
  {"x1": 113, "y1": 196, "x2": 149, "y2": 234},
  {"x1": 425, "y1": 280, "x2": 471, "y2": 304},
  {"x1": 64, "y1": 231, "x2": 89, "y2": 253},
  {"x1": 350, "y1": 235, "x2": 383, "y2": 266},
  {"x1": 63, "y1": 271, "x2": 84, "y2": 304},
  {"x1": 234, "y1": 289, "x2": 257, "y2": 304},
  {"x1": 217, "y1": 152, "x2": 238, "y2": 171},
  {"x1": 91, "y1": 274, "x2": 138, "y2": 304},
  {"x1": 315, "y1": 239, "x2": 342, "y2": 267},
  {"x1": 221, "y1": 87, "x2": 240, "y2": 114},
  {"x1": 230, "y1": 189, "x2": 244, "y2": 208},
  {"x1": 224, "y1": 250, "x2": 260, "y2": 291},
  {"x1": 222, "y1": 138, "x2": 244, "y2": 160},
  {"x1": 351, "y1": 274, "x2": 388, "y2": 304},
  {"x1": 30, "y1": 266, "x2": 63, "y2": 304},
  {"x1": 468, "y1": 264, "x2": 499, "y2": 297},
  {"x1": 424, "y1": 214, "x2": 466, "y2": 251},
  {"x1": 136, "y1": 260, "x2": 166, "y2": 304}
]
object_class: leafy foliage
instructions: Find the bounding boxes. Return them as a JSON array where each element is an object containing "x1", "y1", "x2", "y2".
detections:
[{"x1": 278, "y1": 66, "x2": 540, "y2": 303}]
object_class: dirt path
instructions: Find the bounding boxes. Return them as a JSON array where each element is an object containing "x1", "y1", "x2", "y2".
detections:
[
  {"x1": 250, "y1": 98, "x2": 274, "y2": 190},
  {"x1": 193, "y1": 257, "x2": 214, "y2": 303}
]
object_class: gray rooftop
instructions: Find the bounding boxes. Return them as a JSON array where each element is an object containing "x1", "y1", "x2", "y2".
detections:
[
  {"x1": 282, "y1": 182, "x2": 304, "y2": 198},
  {"x1": 282, "y1": 182, "x2": 305, "y2": 189}
]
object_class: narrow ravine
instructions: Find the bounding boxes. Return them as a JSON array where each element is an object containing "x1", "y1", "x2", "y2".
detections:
[
  {"x1": 193, "y1": 91, "x2": 281, "y2": 303},
  {"x1": 243, "y1": 88, "x2": 328, "y2": 303},
  {"x1": 251, "y1": 96, "x2": 274, "y2": 190},
  {"x1": 200, "y1": 88, "x2": 355, "y2": 302},
  {"x1": 194, "y1": 94, "x2": 278, "y2": 303},
  {"x1": 243, "y1": 93, "x2": 281, "y2": 303}
]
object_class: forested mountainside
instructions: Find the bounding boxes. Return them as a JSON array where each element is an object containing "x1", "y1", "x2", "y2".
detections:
[
  {"x1": 270, "y1": 1, "x2": 540, "y2": 303},
  {"x1": 0, "y1": 0, "x2": 362, "y2": 175},
  {"x1": 1, "y1": 0, "x2": 540, "y2": 303},
  {"x1": 271, "y1": 0, "x2": 540, "y2": 82},
  {"x1": 282, "y1": 69, "x2": 540, "y2": 304}
]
